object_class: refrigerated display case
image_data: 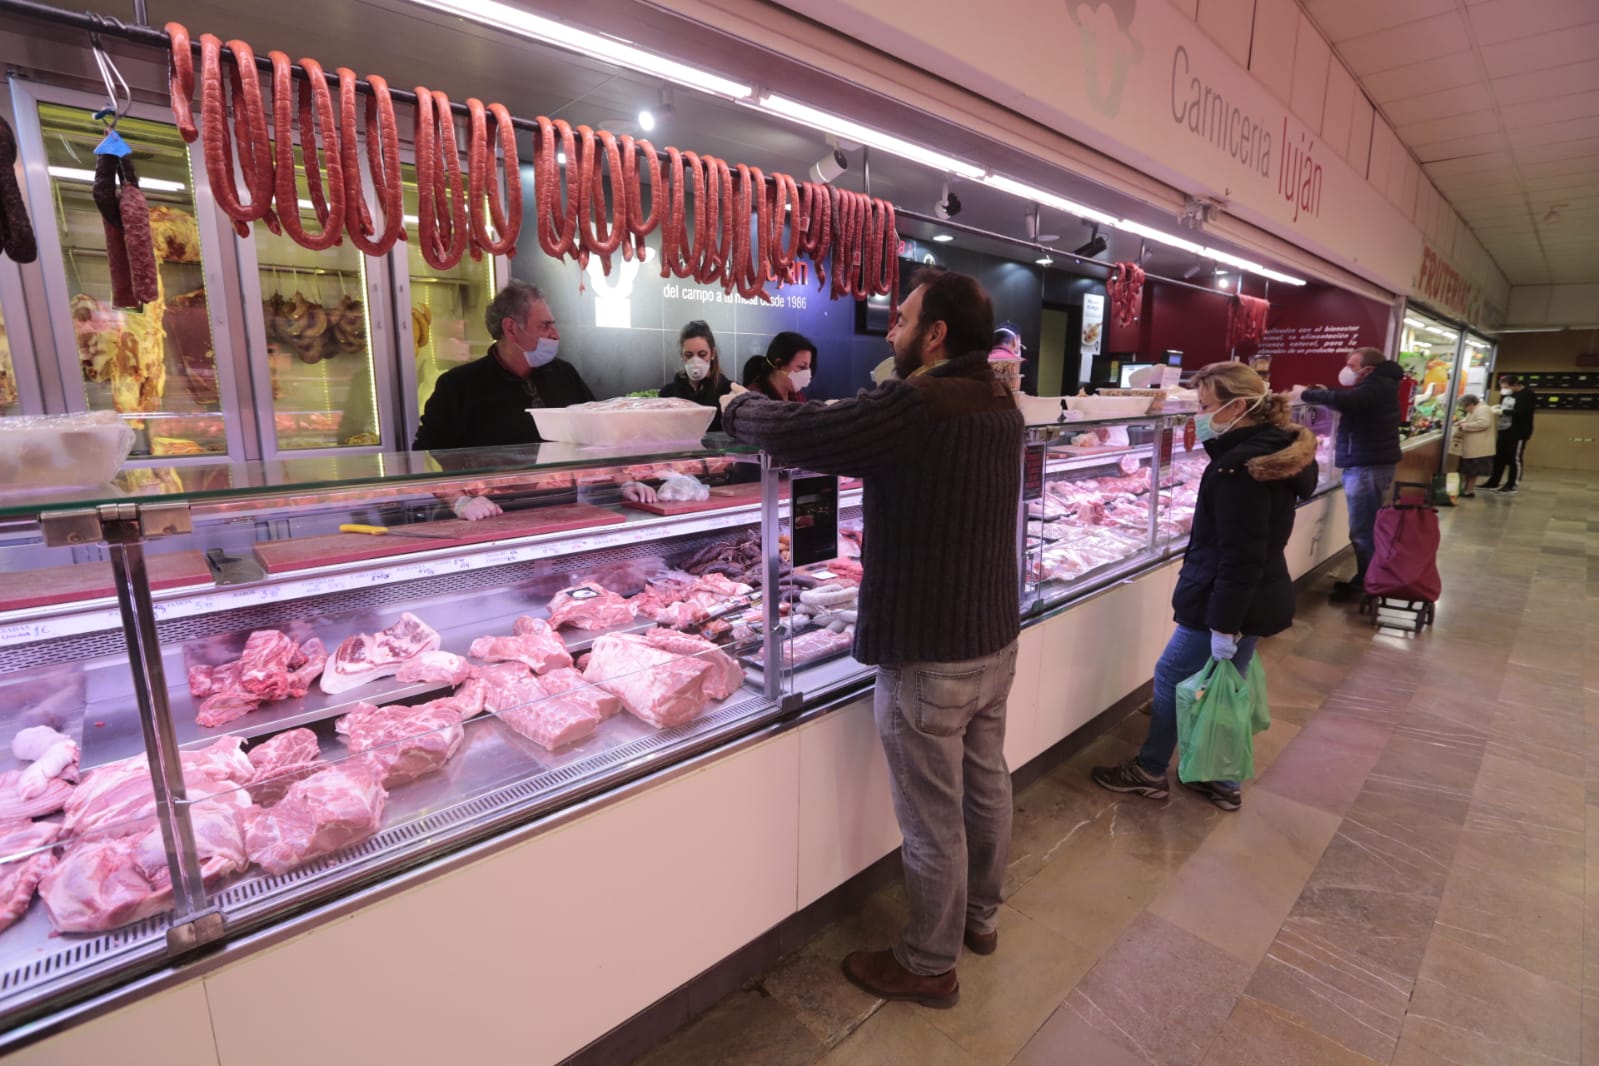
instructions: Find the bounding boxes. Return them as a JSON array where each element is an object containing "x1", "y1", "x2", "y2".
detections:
[
  {"x1": 235, "y1": 150, "x2": 391, "y2": 454},
  {"x1": 1397, "y1": 309, "x2": 1463, "y2": 438},
  {"x1": 14, "y1": 89, "x2": 243, "y2": 458},
  {"x1": 0, "y1": 438, "x2": 812, "y2": 1032}
]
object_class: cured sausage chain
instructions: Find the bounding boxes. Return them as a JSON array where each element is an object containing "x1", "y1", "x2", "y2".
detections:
[
  {"x1": 163, "y1": 21, "x2": 898, "y2": 311},
  {"x1": 0, "y1": 116, "x2": 37, "y2": 264},
  {"x1": 91, "y1": 154, "x2": 159, "y2": 310}
]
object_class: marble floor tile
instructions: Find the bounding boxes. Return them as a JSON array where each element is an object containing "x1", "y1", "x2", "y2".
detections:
[
  {"x1": 631, "y1": 986, "x2": 828, "y2": 1066},
  {"x1": 1391, "y1": 935, "x2": 1582, "y2": 1066},
  {"x1": 918, "y1": 906, "x2": 1098, "y2": 1063},
  {"x1": 1247, "y1": 719, "x2": 1301, "y2": 778},
  {"x1": 814, "y1": 1003, "x2": 977, "y2": 1066},
  {"x1": 1149, "y1": 790, "x2": 1339, "y2": 966},
  {"x1": 1059, "y1": 912, "x2": 1253, "y2": 1066},
  {"x1": 1255, "y1": 711, "x2": 1393, "y2": 814},
  {"x1": 1011, "y1": 1002, "x2": 1150, "y2": 1066},
  {"x1": 1200, "y1": 996, "x2": 1386, "y2": 1066},
  {"x1": 1431, "y1": 846, "x2": 1584, "y2": 987},
  {"x1": 1484, "y1": 700, "x2": 1587, "y2": 782}
]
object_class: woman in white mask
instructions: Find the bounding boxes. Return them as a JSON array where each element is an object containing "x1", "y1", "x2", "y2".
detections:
[
  {"x1": 744, "y1": 331, "x2": 817, "y2": 402},
  {"x1": 659, "y1": 320, "x2": 732, "y2": 429}
]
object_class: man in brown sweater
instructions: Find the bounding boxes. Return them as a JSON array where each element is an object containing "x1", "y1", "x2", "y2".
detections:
[{"x1": 722, "y1": 268, "x2": 1024, "y2": 1008}]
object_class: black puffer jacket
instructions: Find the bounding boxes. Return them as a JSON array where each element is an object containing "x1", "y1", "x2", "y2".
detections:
[
  {"x1": 1173, "y1": 422, "x2": 1319, "y2": 638},
  {"x1": 1301, "y1": 360, "x2": 1403, "y2": 468}
]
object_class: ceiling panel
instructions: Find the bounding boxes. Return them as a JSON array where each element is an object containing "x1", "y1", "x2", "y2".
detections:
[
  {"x1": 1508, "y1": 115, "x2": 1599, "y2": 147},
  {"x1": 1361, "y1": 52, "x2": 1482, "y2": 103},
  {"x1": 1480, "y1": 24, "x2": 1599, "y2": 79},
  {"x1": 1500, "y1": 90, "x2": 1599, "y2": 129},
  {"x1": 1338, "y1": 12, "x2": 1471, "y2": 76},
  {"x1": 1490, "y1": 60, "x2": 1599, "y2": 107},
  {"x1": 1303, "y1": 0, "x2": 1457, "y2": 44},
  {"x1": 1384, "y1": 81, "x2": 1494, "y2": 126},
  {"x1": 1466, "y1": 0, "x2": 1599, "y2": 44},
  {"x1": 1395, "y1": 109, "x2": 1500, "y2": 144}
]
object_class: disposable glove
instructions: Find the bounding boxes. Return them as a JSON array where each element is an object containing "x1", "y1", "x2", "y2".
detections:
[
  {"x1": 1210, "y1": 630, "x2": 1239, "y2": 661},
  {"x1": 452, "y1": 495, "x2": 501, "y2": 521}
]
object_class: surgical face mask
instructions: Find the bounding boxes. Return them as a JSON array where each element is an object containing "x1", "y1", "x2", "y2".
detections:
[
  {"x1": 1194, "y1": 394, "x2": 1262, "y2": 442},
  {"x1": 1337, "y1": 366, "x2": 1361, "y2": 387},
  {"x1": 683, "y1": 356, "x2": 711, "y2": 383},
  {"x1": 525, "y1": 337, "x2": 559, "y2": 369},
  {"x1": 787, "y1": 367, "x2": 812, "y2": 392}
]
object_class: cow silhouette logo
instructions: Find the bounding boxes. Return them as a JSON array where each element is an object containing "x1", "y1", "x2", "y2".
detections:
[{"x1": 1069, "y1": 0, "x2": 1143, "y2": 117}]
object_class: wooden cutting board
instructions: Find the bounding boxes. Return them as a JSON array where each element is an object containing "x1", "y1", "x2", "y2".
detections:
[
  {"x1": 622, "y1": 482, "x2": 767, "y2": 515},
  {"x1": 253, "y1": 503, "x2": 626, "y2": 575},
  {"x1": 0, "y1": 550, "x2": 214, "y2": 612}
]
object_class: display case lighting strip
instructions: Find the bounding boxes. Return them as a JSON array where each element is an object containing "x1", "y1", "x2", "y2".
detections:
[
  {"x1": 404, "y1": 0, "x2": 753, "y2": 100},
  {"x1": 757, "y1": 94, "x2": 986, "y2": 179},
  {"x1": 980, "y1": 174, "x2": 1117, "y2": 226},
  {"x1": 48, "y1": 165, "x2": 185, "y2": 193}
]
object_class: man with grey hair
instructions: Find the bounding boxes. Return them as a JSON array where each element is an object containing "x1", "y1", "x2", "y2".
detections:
[{"x1": 413, "y1": 279, "x2": 594, "y2": 452}]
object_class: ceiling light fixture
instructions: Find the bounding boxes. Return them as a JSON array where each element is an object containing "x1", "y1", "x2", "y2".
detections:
[
  {"x1": 405, "y1": 0, "x2": 753, "y2": 99},
  {"x1": 808, "y1": 147, "x2": 849, "y2": 185},
  {"x1": 758, "y1": 94, "x2": 984, "y2": 178},
  {"x1": 981, "y1": 174, "x2": 1117, "y2": 227},
  {"x1": 49, "y1": 165, "x2": 185, "y2": 192},
  {"x1": 1072, "y1": 228, "x2": 1108, "y2": 258},
  {"x1": 933, "y1": 234, "x2": 955, "y2": 243},
  {"x1": 1117, "y1": 219, "x2": 1204, "y2": 256},
  {"x1": 1035, "y1": 256, "x2": 1055, "y2": 266},
  {"x1": 637, "y1": 109, "x2": 655, "y2": 132}
]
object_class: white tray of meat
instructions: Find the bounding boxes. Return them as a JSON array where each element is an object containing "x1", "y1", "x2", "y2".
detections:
[
  {"x1": 0, "y1": 411, "x2": 135, "y2": 492},
  {"x1": 530, "y1": 397, "x2": 714, "y2": 446}
]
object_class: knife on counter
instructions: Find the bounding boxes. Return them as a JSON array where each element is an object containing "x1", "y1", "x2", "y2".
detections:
[{"x1": 338, "y1": 524, "x2": 456, "y2": 539}]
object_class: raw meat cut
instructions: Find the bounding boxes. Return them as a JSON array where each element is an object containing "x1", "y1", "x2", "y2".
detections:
[
  {"x1": 63, "y1": 736, "x2": 255, "y2": 839},
  {"x1": 321, "y1": 612, "x2": 442, "y2": 694},
  {"x1": 241, "y1": 762, "x2": 387, "y2": 875},
  {"x1": 0, "y1": 820, "x2": 59, "y2": 934},
  {"x1": 539, "y1": 666, "x2": 622, "y2": 720},
  {"x1": 247, "y1": 728, "x2": 324, "y2": 806},
  {"x1": 336, "y1": 697, "x2": 466, "y2": 788},
  {"x1": 131, "y1": 802, "x2": 247, "y2": 890},
  {"x1": 469, "y1": 616, "x2": 572, "y2": 673},
  {"x1": 632, "y1": 573, "x2": 752, "y2": 628},
  {"x1": 191, "y1": 631, "x2": 327, "y2": 727},
  {"x1": 639, "y1": 629, "x2": 743, "y2": 700},
  {"x1": 394, "y1": 650, "x2": 476, "y2": 687},
  {"x1": 39, "y1": 838, "x2": 169, "y2": 934},
  {"x1": 0, "y1": 770, "x2": 73, "y2": 820},
  {"x1": 547, "y1": 585, "x2": 635, "y2": 631},
  {"x1": 583, "y1": 633, "x2": 717, "y2": 729},
  {"x1": 480, "y1": 664, "x2": 601, "y2": 750},
  {"x1": 758, "y1": 625, "x2": 855, "y2": 668},
  {"x1": 10, "y1": 725, "x2": 79, "y2": 799}
]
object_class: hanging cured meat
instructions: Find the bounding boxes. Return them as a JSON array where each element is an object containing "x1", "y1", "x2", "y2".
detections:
[
  {"x1": 198, "y1": 35, "x2": 278, "y2": 237},
  {"x1": 574, "y1": 126, "x2": 627, "y2": 273},
  {"x1": 534, "y1": 116, "x2": 578, "y2": 262},
  {"x1": 93, "y1": 155, "x2": 159, "y2": 309},
  {"x1": 269, "y1": 53, "x2": 346, "y2": 252},
  {"x1": 465, "y1": 98, "x2": 521, "y2": 258},
  {"x1": 338, "y1": 68, "x2": 405, "y2": 256},
  {"x1": 1108, "y1": 262, "x2": 1145, "y2": 328},
  {"x1": 619, "y1": 134, "x2": 661, "y2": 262},
  {"x1": 413, "y1": 88, "x2": 469, "y2": 271},
  {"x1": 0, "y1": 116, "x2": 38, "y2": 264}
]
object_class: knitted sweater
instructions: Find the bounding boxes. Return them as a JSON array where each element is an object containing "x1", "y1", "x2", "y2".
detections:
[{"x1": 723, "y1": 352, "x2": 1024, "y2": 665}]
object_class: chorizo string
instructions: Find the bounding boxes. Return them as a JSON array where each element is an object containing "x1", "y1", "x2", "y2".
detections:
[
  {"x1": 166, "y1": 23, "x2": 197, "y2": 144},
  {"x1": 199, "y1": 35, "x2": 277, "y2": 237},
  {"x1": 534, "y1": 117, "x2": 578, "y2": 261},
  {"x1": 338, "y1": 68, "x2": 405, "y2": 256},
  {"x1": 465, "y1": 99, "x2": 521, "y2": 258},
  {"x1": 269, "y1": 52, "x2": 345, "y2": 251},
  {"x1": 413, "y1": 88, "x2": 468, "y2": 270}
]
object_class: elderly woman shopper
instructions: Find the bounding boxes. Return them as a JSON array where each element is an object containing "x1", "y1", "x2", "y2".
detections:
[
  {"x1": 1451, "y1": 394, "x2": 1494, "y2": 498},
  {"x1": 1093, "y1": 362, "x2": 1318, "y2": 811}
]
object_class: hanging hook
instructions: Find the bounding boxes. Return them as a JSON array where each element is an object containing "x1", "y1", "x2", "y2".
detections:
[{"x1": 89, "y1": 22, "x2": 133, "y2": 129}]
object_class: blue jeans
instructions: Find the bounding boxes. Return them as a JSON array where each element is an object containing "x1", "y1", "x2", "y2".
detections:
[
  {"x1": 874, "y1": 642, "x2": 1019, "y2": 976},
  {"x1": 1136, "y1": 625, "x2": 1257, "y2": 781},
  {"x1": 1343, "y1": 464, "x2": 1395, "y2": 586}
]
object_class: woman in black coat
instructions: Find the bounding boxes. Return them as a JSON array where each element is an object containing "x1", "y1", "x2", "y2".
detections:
[
  {"x1": 1094, "y1": 362, "x2": 1317, "y2": 811},
  {"x1": 659, "y1": 320, "x2": 733, "y2": 429}
]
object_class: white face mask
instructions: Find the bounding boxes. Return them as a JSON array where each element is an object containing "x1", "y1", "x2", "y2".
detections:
[
  {"x1": 787, "y1": 367, "x2": 812, "y2": 392},
  {"x1": 683, "y1": 356, "x2": 711, "y2": 383},
  {"x1": 525, "y1": 337, "x2": 558, "y2": 369},
  {"x1": 1337, "y1": 366, "x2": 1361, "y2": 387}
]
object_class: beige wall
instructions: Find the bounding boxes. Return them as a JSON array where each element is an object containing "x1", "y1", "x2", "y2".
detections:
[{"x1": 1495, "y1": 330, "x2": 1599, "y2": 471}]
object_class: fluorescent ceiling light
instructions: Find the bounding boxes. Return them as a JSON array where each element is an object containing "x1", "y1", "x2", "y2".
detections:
[
  {"x1": 1494, "y1": 326, "x2": 1561, "y2": 333},
  {"x1": 1117, "y1": 219, "x2": 1203, "y2": 256},
  {"x1": 981, "y1": 174, "x2": 1116, "y2": 226},
  {"x1": 758, "y1": 95, "x2": 984, "y2": 179},
  {"x1": 932, "y1": 234, "x2": 955, "y2": 243},
  {"x1": 1202, "y1": 247, "x2": 1266, "y2": 274},
  {"x1": 407, "y1": 0, "x2": 752, "y2": 99},
  {"x1": 1403, "y1": 318, "x2": 1427, "y2": 329},
  {"x1": 1257, "y1": 268, "x2": 1306, "y2": 286},
  {"x1": 50, "y1": 165, "x2": 185, "y2": 193},
  {"x1": 1035, "y1": 256, "x2": 1054, "y2": 266}
]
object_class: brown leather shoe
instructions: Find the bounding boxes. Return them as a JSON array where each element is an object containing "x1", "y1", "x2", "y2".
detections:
[
  {"x1": 964, "y1": 927, "x2": 998, "y2": 956},
  {"x1": 841, "y1": 950, "x2": 959, "y2": 1008}
]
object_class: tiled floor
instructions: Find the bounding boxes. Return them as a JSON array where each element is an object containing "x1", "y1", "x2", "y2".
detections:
[{"x1": 632, "y1": 471, "x2": 1599, "y2": 1066}]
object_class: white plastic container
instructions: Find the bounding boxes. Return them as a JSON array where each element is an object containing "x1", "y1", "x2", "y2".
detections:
[
  {"x1": 1015, "y1": 394, "x2": 1065, "y2": 425},
  {"x1": 1063, "y1": 394, "x2": 1155, "y2": 418},
  {"x1": 529, "y1": 402, "x2": 714, "y2": 446},
  {"x1": 0, "y1": 412, "x2": 135, "y2": 491}
]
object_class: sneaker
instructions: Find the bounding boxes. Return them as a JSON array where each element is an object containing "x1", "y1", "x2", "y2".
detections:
[
  {"x1": 1183, "y1": 779, "x2": 1242, "y2": 811},
  {"x1": 1481, "y1": 482, "x2": 1499, "y2": 490},
  {"x1": 1494, "y1": 486, "x2": 1518, "y2": 494},
  {"x1": 1091, "y1": 758, "x2": 1169, "y2": 799}
]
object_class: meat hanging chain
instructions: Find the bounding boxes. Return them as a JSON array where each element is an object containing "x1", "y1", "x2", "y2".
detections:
[{"x1": 162, "y1": 22, "x2": 897, "y2": 311}]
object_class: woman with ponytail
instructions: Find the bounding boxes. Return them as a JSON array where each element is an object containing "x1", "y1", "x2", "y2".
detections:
[{"x1": 1093, "y1": 362, "x2": 1317, "y2": 812}]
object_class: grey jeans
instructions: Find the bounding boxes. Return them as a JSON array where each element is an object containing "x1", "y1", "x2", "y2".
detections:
[{"x1": 874, "y1": 641, "x2": 1019, "y2": 976}]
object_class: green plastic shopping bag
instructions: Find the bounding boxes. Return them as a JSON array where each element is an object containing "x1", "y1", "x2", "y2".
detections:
[{"x1": 1176, "y1": 656, "x2": 1269, "y2": 783}]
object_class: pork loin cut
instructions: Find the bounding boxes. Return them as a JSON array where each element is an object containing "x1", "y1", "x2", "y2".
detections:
[
  {"x1": 639, "y1": 629, "x2": 743, "y2": 700},
  {"x1": 0, "y1": 820, "x2": 60, "y2": 934},
  {"x1": 247, "y1": 728, "x2": 325, "y2": 806},
  {"x1": 480, "y1": 664, "x2": 601, "y2": 750},
  {"x1": 320, "y1": 612, "x2": 442, "y2": 694},
  {"x1": 547, "y1": 585, "x2": 635, "y2": 631},
  {"x1": 469, "y1": 616, "x2": 572, "y2": 673},
  {"x1": 241, "y1": 763, "x2": 387, "y2": 876},
  {"x1": 583, "y1": 633, "x2": 715, "y2": 729},
  {"x1": 539, "y1": 666, "x2": 622, "y2": 719},
  {"x1": 395, "y1": 650, "x2": 477, "y2": 687}
]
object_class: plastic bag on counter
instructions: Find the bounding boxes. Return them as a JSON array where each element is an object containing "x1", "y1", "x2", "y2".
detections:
[
  {"x1": 657, "y1": 474, "x2": 709, "y2": 503},
  {"x1": 1175, "y1": 656, "x2": 1269, "y2": 783}
]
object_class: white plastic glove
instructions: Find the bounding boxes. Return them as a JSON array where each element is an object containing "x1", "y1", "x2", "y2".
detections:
[
  {"x1": 452, "y1": 494, "x2": 502, "y2": 521},
  {"x1": 620, "y1": 481, "x2": 657, "y2": 504},
  {"x1": 719, "y1": 382, "x2": 749, "y2": 412},
  {"x1": 1210, "y1": 630, "x2": 1239, "y2": 661}
]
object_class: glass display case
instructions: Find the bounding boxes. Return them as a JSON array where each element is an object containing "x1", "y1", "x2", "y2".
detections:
[
  {"x1": 1397, "y1": 310, "x2": 1464, "y2": 438},
  {"x1": 0, "y1": 439, "x2": 811, "y2": 1030},
  {"x1": 25, "y1": 99, "x2": 231, "y2": 457}
]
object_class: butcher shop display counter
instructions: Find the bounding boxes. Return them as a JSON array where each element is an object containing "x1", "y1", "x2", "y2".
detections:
[{"x1": 0, "y1": 436, "x2": 848, "y2": 1032}]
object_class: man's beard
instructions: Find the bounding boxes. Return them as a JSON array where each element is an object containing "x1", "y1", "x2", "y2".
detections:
[{"x1": 892, "y1": 324, "x2": 927, "y2": 380}]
